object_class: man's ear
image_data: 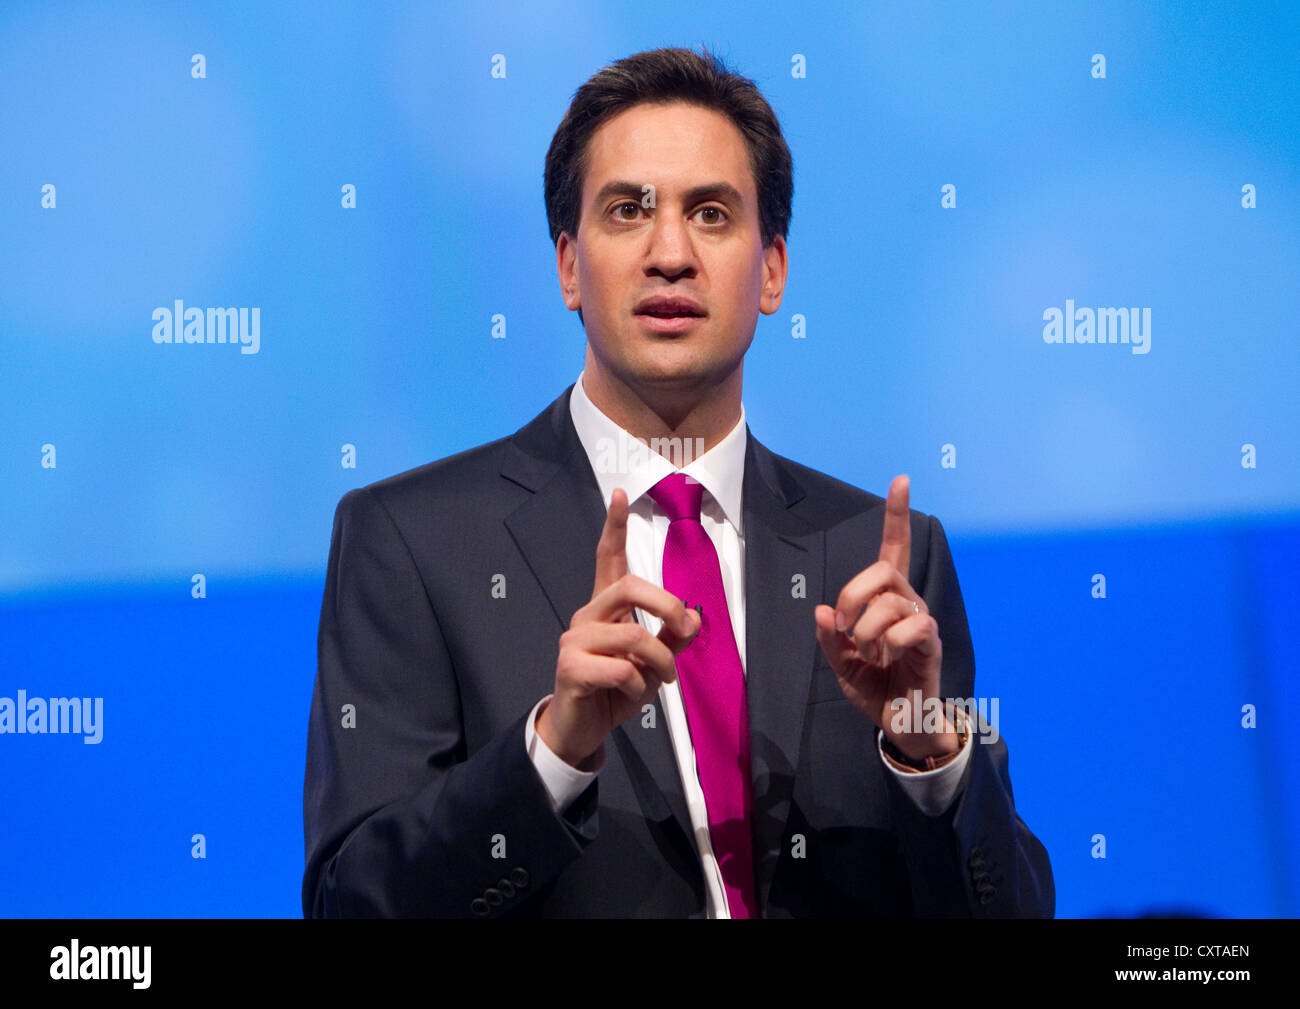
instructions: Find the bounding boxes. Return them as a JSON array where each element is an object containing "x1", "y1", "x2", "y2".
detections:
[
  {"x1": 556, "y1": 231, "x2": 581, "y2": 312},
  {"x1": 759, "y1": 234, "x2": 788, "y2": 316}
]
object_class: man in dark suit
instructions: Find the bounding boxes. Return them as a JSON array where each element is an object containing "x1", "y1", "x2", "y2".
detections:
[{"x1": 301, "y1": 47, "x2": 1054, "y2": 918}]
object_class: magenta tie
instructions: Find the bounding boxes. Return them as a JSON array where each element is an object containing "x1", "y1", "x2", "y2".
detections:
[{"x1": 648, "y1": 472, "x2": 758, "y2": 918}]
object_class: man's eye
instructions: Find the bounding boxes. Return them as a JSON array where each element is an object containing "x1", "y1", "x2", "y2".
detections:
[
  {"x1": 695, "y1": 206, "x2": 726, "y2": 225},
  {"x1": 613, "y1": 202, "x2": 641, "y2": 220}
]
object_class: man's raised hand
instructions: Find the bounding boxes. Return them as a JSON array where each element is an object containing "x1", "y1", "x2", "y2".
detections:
[
  {"x1": 535, "y1": 488, "x2": 700, "y2": 769},
  {"x1": 813, "y1": 474, "x2": 957, "y2": 763}
]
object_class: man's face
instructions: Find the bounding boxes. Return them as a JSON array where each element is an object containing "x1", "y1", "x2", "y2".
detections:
[{"x1": 556, "y1": 101, "x2": 787, "y2": 402}]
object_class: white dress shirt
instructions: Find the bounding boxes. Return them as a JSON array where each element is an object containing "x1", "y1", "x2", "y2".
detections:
[{"x1": 523, "y1": 371, "x2": 972, "y2": 917}]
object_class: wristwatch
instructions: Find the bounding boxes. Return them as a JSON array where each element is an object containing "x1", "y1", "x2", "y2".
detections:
[{"x1": 881, "y1": 705, "x2": 970, "y2": 772}]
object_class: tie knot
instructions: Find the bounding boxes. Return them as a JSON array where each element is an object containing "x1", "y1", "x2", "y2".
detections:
[{"x1": 647, "y1": 472, "x2": 703, "y2": 523}]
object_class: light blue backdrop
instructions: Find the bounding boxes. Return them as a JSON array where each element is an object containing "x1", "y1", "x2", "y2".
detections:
[{"x1": 1, "y1": 0, "x2": 1296, "y2": 917}]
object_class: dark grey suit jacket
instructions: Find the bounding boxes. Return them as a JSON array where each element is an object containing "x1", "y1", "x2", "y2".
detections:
[{"x1": 302, "y1": 385, "x2": 1055, "y2": 917}]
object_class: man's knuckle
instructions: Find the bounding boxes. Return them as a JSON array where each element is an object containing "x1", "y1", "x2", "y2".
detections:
[
  {"x1": 621, "y1": 623, "x2": 646, "y2": 647},
  {"x1": 612, "y1": 663, "x2": 638, "y2": 689}
]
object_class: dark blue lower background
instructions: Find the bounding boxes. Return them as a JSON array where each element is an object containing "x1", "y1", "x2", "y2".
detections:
[{"x1": 2, "y1": 517, "x2": 1295, "y2": 918}]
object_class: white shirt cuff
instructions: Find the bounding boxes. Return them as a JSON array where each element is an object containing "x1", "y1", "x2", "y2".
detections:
[
  {"x1": 524, "y1": 694, "x2": 601, "y2": 813},
  {"x1": 877, "y1": 726, "x2": 974, "y2": 816}
]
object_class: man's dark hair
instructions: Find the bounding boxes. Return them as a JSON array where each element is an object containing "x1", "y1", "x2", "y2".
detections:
[{"x1": 544, "y1": 46, "x2": 794, "y2": 250}]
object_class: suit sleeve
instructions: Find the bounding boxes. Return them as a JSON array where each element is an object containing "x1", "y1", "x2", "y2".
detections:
[
  {"x1": 882, "y1": 513, "x2": 1056, "y2": 918},
  {"x1": 301, "y1": 487, "x2": 597, "y2": 917}
]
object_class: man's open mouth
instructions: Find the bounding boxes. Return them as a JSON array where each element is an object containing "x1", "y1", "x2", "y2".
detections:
[{"x1": 634, "y1": 296, "x2": 706, "y2": 319}]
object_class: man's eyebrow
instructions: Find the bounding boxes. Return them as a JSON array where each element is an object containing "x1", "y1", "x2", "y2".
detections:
[{"x1": 590, "y1": 180, "x2": 746, "y2": 208}]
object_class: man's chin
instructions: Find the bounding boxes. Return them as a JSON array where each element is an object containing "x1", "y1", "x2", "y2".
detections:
[{"x1": 622, "y1": 358, "x2": 722, "y2": 390}]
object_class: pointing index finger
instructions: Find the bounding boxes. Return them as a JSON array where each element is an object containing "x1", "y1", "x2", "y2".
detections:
[
  {"x1": 878, "y1": 474, "x2": 911, "y2": 582},
  {"x1": 593, "y1": 487, "x2": 630, "y2": 598}
]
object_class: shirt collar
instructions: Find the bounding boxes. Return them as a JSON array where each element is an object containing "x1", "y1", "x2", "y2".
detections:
[{"x1": 569, "y1": 369, "x2": 747, "y2": 534}]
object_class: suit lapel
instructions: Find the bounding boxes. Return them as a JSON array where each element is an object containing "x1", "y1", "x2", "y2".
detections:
[
  {"x1": 500, "y1": 387, "x2": 696, "y2": 844},
  {"x1": 742, "y1": 432, "x2": 824, "y2": 915}
]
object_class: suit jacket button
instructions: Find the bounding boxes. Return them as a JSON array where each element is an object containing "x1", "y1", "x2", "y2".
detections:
[
  {"x1": 471, "y1": 898, "x2": 490, "y2": 916},
  {"x1": 510, "y1": 867, "x2": 530, "y2": 888},
  {"x1": 497, "y1": 879, "x2": 516, "y2": 899},
  {"x1": 484, "y1": 888, "x2": 504, "y2": 907}
]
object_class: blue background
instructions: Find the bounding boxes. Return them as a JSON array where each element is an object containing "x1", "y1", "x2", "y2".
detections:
[{"x1": 1, "y1": 0, "x2": 1296, "y2": 917}]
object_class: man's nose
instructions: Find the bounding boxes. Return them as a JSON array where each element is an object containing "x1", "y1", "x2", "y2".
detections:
[{"x1": 644, "y1": 211, "x2": 697, "y2": 277}]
